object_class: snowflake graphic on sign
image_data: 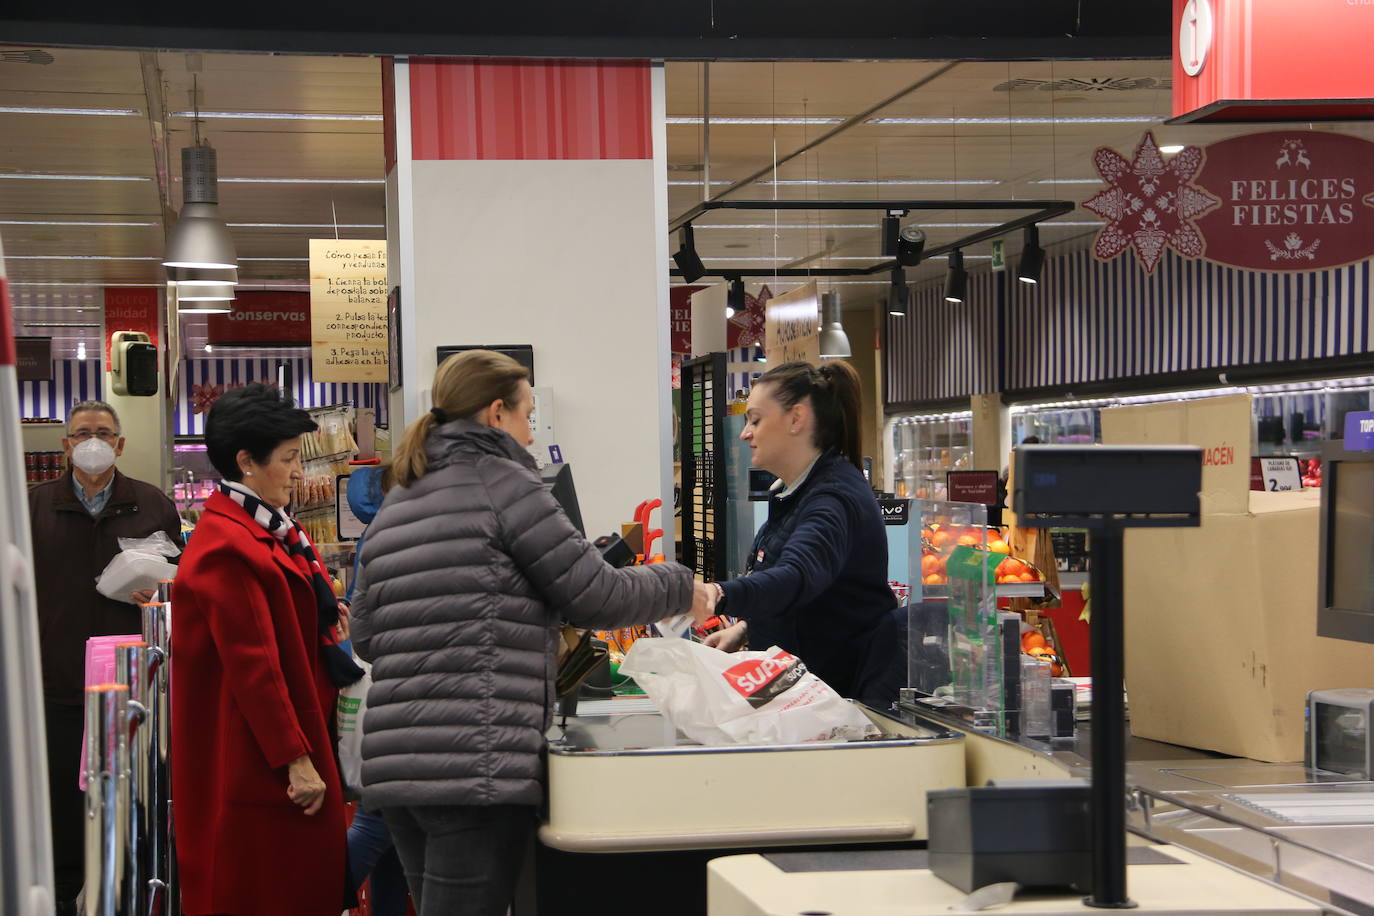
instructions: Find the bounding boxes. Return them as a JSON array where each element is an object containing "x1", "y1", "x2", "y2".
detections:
[
  {"x1": 1082, "y1": 131, "x2": 1221, "y2": 274},
  {"x1": 728, "y1": 285, "x2": 772, "y2": 349},
  {"x1": 189, "y1": 382, "x2": 240, "y2": 415}
]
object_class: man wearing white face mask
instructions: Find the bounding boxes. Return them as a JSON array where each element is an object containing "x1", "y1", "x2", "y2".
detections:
[{"x1": 28, "y1": 399, "x2": 182, "y2": 916}]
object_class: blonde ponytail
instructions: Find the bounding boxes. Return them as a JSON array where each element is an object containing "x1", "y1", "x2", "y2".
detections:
[
  {"x1": 391, "y1": 349, "x2": 531, "y2": 488},
  {"x1": 393, "y1": 412, "x2": 439, "y2": 488}
]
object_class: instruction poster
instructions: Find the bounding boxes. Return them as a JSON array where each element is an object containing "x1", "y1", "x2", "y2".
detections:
[
  {"x1": 309, "y1": 239, "x2": 389, "y2": 383},
  {"x1": 764, "y1": 281, "x2": 820, "y2": 366}
]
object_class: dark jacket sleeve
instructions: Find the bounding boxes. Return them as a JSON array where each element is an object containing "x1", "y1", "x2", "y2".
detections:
[
  {"x1": 484, "y1": 456, "x2": 693, "y2": 629},
  {"x1": 350, "y1": 562, "x2": 375, "y2": 662},
  {"x1": 719, "y1": 488, "x2": 855, "y2": 637}
]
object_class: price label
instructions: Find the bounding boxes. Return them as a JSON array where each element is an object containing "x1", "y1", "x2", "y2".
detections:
[{"x1": 1254, "y1": 457, "x2": 1302, "y2": 492}]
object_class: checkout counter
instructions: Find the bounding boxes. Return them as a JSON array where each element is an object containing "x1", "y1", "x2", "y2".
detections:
[
  {"x1": 703, "y1": 703, "x2": 1374, "y2": 916},
  {"x1": 534, "y1": 693, "x2": 1374, "y2": 916},
  {"x1": 527, "y1": 699, "x2": 964, "y2": 916}
]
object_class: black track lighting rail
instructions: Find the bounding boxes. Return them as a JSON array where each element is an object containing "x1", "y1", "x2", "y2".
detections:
[{"x1": 668, "y1": 198, "x2": 1074, "y2": 279}]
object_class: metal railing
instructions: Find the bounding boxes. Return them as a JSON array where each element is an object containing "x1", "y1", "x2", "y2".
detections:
[{"x1": 83, "y1": 584, "x2": 177, "y2": 916}]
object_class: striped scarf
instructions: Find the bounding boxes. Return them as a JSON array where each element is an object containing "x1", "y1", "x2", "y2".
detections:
[{"x1": 219, "y1": 480, "x2": 365, "y2": 688}]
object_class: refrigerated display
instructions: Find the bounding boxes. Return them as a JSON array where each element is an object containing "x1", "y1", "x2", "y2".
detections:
[{"x1": 888, "y1": 413, "x2": 973, "y2": 501}]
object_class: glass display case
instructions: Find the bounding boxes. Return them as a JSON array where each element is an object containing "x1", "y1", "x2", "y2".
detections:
[
  {"x1": 888, "y1": 413, "x2": 973, "y2": 501},
  {"x1": 905, "y1": 498, "x2": 1007, "y2": 735},
  {"x1": 1011, "y1": 406, "x2": 1101, "y2": 446}
]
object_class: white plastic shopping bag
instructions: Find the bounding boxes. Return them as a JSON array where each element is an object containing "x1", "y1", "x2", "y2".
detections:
[
  {"x1": 336, "y1": 655, "x2": 371, "y2": 793},
  {"x1": 619, "y1": 638, "x2": 880, "y2": 746},
  {"x1": 95, "y1": 531, "x2": 181, "y2": 603}
]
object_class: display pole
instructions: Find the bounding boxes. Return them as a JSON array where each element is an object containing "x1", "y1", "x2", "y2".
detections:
[{"x1": 1085, "y1": 524, "x2": 1134, "y2": 909}]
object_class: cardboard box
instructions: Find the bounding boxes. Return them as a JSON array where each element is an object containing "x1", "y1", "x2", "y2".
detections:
[{"x1": 1103, "y1": 395, "x2": 1374, "y2": 762}]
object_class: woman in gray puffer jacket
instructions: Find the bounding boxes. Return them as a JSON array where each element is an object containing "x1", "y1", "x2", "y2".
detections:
[{"x1": 351, "y1": 350, "x2": 700, "y2": 916}]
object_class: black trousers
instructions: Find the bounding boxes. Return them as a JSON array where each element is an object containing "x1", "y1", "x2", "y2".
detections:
[{"x1": 45, "y1": 701, "x2": 85, "y2": 911}]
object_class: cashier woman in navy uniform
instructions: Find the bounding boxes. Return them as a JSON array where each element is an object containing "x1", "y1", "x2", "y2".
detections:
[{"x1": 694, "y1": 359, "x2": 902, "y2": 707}]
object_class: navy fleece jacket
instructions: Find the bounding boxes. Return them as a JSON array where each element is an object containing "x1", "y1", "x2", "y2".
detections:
[{"x1": 719, "y1": 450, "x2": 899, "y2": 702}]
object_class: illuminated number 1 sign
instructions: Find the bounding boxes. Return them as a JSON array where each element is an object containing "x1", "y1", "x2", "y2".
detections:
[{"x1": 1179, "y1": 0, "x2": 1214, "y2": 78}]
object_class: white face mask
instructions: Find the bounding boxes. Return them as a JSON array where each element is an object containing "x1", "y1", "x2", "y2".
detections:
[{"x1": 71, "y1": 438, "x2": 117, "y2": 475}]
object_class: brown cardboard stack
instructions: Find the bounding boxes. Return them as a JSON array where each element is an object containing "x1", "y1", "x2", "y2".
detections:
[{"x1": 1102, "y1": 394, "x2": 1374, "y2": 762}]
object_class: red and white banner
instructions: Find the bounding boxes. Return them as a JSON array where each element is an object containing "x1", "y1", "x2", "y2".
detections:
[
  {"x1": 206, "y1": 290, "x2": 311, "y2": 345},
  {"x1": 103, "y1": 287, "x2": 159, "y2": 369},
  {"x1": 1085, "y1": 130, "x2": 1374, "y2": 274}
]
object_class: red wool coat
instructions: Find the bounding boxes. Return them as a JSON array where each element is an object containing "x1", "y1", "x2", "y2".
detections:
[{"x1": 170, "y1": 491, "x2": 347, "y2": 916}]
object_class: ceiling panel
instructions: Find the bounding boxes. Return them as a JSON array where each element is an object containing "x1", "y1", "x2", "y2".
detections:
[{"x1": 7, "y1": 48, "x2": 1374, "y2": 354}]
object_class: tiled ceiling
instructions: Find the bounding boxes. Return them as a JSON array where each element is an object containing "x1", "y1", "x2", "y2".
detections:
[
  {"x1": 4, "y1": 48, "x2": 1374, "y2": 358},
  {"x1": 0, "y1": 48, "x2": 384, "y2": 358}
]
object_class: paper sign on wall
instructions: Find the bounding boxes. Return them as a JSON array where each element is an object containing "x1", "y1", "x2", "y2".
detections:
[
  {"x1": 764, "y1": 282, "x2": 820, "y2": 366},
  {"x1": 309, "y1": 240, "x2": 389, "y2": 383}
]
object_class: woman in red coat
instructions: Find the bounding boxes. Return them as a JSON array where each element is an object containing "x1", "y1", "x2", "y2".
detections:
[{"x1": 172, "y1": 384, "x2": 362, "y2": 916}]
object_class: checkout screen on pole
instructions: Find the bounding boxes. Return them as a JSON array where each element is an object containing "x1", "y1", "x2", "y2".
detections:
[{"x1": 1330, "y1": 461, "x2": 1374, "y2": 613}]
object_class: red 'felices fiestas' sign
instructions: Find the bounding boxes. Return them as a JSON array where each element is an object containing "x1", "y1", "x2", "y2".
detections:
[
  {"x1": 206, "y1": 290, "x2": 311, "y2": 345},
  {"x1": 1192, "y1": 131, "x2": 1374, "y2": 272},
  {"x1": 1085, "y1": 130, "x2": 1374, "y2": 275}
]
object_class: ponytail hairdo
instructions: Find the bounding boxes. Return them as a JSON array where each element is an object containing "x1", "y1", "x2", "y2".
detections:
[
  {"x1": 392, "y1": 349, "x2": 531, "y2": 487},
  {"x1": 755, "y1": 360, "x2": 864, "y2": 471}
]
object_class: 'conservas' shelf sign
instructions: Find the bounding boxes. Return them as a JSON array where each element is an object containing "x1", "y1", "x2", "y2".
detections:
[
  {"x1": 309, "y1": 240, "x2": 388, "y2": 383},
  {"x1": 1085, "y1": 130, "x2": 1374, "y2": 275}
]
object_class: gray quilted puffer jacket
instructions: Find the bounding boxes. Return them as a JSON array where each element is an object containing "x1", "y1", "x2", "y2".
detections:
[{"x1": 351, "y1": 419, "x2": 692, "y2": 809}]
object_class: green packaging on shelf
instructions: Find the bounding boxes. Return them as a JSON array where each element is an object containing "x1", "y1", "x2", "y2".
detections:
[{"x1": 945, "y1": 545, "x2": 995, "y2": 584}]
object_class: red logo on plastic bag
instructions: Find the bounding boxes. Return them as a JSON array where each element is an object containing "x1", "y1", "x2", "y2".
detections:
[{"x1": 723, "y1": 650, "x2": 807, "y2": 708}]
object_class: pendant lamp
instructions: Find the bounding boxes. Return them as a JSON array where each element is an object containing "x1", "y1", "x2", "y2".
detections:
[
  {"x1": 818, "y1": 290, "x2": 852, "y2": 358},
  {"x1": 163, "y1": 145, "x2": 237, "y2": 270},
  {"x1": 173, "y1": 265, "x2": 238, "y2": 286}
]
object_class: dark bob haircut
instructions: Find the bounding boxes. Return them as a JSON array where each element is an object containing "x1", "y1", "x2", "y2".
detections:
[{"x1": 205, "y1": 383, "x2": 318, "y2": 481}]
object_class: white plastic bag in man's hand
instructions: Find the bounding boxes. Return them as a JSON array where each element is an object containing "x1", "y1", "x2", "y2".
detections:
[{"x1": 619, "y1": 638, "x2": 880, "y2": 746}]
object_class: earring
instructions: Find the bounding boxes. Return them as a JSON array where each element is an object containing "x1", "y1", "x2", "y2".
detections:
[{"x1": 246, "y1": 471, "x2": 253, "y2": 477}]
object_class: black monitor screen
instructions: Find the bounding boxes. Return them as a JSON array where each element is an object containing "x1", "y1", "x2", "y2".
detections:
[
  {"x1": 437, "y1": 345, "x2": 534, "y2": 385},
  {"x1": 1329, "y1": 462, "x2": 1374, "y2": 614},
  {"x1": 542, "y1": 463, "x2": 585, "y2": 537}
]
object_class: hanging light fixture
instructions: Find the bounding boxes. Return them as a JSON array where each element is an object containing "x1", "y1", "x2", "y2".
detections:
[
  {"x1": 896, "y1": 225, "x2": 926, "y2": 267},
  {"x1": 163, "y1": 81, "x2": 237, "y2": 271},
  {"x1": 162, "y1": 146, "x2": 237, "y2": 269},
  {"x1": 672, "y1": 224, "x2": 707, "y2": 283},
  {"x1": 178, "y1": 283, "x2": 236, "y2": 302},
  {"x1": 171, "y1": 265, "x2": 238, "y2": 286},
  {"x1": 945, "y1": 249, "x2": 968, "y2": 304},
  {"x1": 818, "y1": 290, "x2": 852, "y2": 358},
  {"x1": 888, "y1": 268, "x2": 909, "y2": 317},
  {"x1": 177, "y1": 281, "x2": 235, "y2": 313},
  {"x1": 1017, "y1": 224, "x2": 1045, "y2": 285},
  {"x1": 726, "y1": 276, "x2": 745, "y2": 318}
]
